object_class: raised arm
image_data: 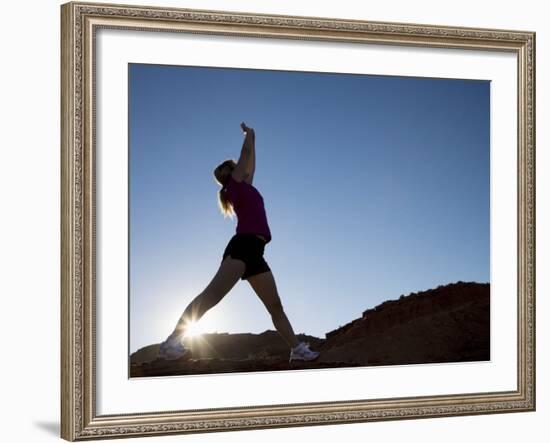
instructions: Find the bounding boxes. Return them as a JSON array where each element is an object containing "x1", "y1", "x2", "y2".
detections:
[{"x1": 231, "y1": 122, "x2": 256, "y2": 184}]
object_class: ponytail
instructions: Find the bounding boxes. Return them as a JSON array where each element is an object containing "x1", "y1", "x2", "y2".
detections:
[
  {"x1": 218, "y1": 186, "x2": 234, "y2": 218},
  {"x1": 214, "y1": 158, "x2": 237, "y2": 217}
]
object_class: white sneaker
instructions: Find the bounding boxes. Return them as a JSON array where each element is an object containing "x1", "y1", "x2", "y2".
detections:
[
  {"x1": 158, "y1": 334, "x2": 189, "y2": 361},
  {"x1": 289, "y1": 341, "x2": 320, "y2": 363}
]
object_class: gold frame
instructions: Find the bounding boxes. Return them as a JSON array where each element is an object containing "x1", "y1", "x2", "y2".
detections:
[{"x1": 61, "y1": 1, "x2": 536, "y2": 440}]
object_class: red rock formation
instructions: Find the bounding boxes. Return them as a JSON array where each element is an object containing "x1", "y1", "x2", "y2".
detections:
[{"x1": 320, "y1": 281, "x2": 489, "y2": 365}]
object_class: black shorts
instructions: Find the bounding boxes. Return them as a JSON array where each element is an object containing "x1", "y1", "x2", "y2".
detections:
[{"x1": 222, "y1": 234, "x2": 271, "y2": 280}]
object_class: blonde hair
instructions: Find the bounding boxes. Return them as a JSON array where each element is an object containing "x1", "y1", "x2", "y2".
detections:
[{"x1": 213, "y1": 159, "x2": 237, "y2": 218}]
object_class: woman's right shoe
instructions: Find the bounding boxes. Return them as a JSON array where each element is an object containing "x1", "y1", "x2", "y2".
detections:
[
  {"x1": 289, "y1": 341, "x2": 320, "y2": 363},
  {"x1": 158, "y1": 334, "x2": 189, "y2": 360}
]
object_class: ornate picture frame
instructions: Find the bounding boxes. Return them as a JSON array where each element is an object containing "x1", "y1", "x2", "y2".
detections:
[{"x1": 61, "y1": 1, "x2": 535, "y2": 440}]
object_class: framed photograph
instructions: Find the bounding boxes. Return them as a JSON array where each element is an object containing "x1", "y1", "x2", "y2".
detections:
[{"x1": 61, "y1": 1, "x2": 536, "y2": 440}]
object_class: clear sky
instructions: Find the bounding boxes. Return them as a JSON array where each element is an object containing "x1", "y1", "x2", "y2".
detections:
[{"x1": 129, "y1": 63, "x2": 490, "y2": 353}]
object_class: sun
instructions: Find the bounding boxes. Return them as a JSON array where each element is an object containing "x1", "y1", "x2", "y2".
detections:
[{"x1": 184, "y1": 320, "x2": 204, "y2": 338}]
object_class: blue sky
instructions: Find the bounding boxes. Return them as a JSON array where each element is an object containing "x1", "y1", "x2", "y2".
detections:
[{"x1": 129, "y1": 63, "x2": 490, "y2": 353}]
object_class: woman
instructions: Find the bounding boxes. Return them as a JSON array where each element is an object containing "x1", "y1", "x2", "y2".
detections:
[{"x1": 159, "y1": 122, "x2": 320, "y2": 363}]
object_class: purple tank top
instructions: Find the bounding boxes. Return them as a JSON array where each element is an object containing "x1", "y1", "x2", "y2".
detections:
[{"x1": 224, "y1": 175, "x2": 272, "y2": 242}]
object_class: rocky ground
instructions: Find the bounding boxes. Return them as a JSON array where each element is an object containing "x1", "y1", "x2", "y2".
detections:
[{"x1": 130, "y1": 281, "x2": 490, "y2": 377}]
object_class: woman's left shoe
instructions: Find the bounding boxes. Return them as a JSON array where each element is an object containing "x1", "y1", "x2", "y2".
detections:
[
  {"x1": 158, "y1": 334, "x2": 189, "y2": 361},
  {"x1": 289, "y1": 341, "x2": 320, "y2": 363}
]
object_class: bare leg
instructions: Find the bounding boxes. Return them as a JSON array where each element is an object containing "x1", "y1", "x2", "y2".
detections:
[
  {"x1": 247, "y1": 271, "x2": 300, "y2": 349},
  {"x1": 167, "y1": 257, "x2": 245, "y2": 339}
]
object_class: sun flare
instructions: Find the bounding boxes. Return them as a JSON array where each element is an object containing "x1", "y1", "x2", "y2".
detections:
[{"x1": 184, "y1": 320, "x2": 204, "y2": 338}]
